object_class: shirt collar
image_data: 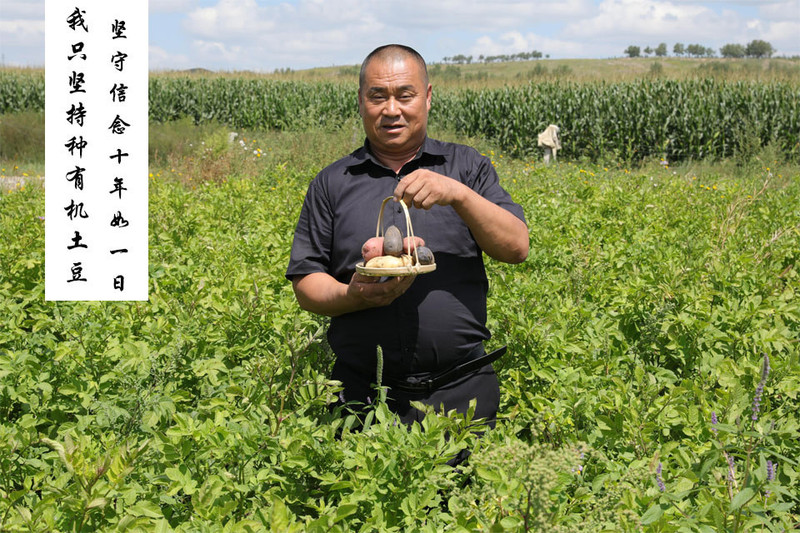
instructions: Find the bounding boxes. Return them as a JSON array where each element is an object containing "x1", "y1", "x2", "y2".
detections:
[{"x1": 348, "y1": 136, "x2": 446, "y2": 174}]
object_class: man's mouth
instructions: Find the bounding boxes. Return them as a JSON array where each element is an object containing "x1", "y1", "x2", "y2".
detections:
[{"x1": 382, "y1": 123, "x2": 404, "y2": 132}]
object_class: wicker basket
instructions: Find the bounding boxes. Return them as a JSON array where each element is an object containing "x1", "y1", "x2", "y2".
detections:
[{"x1": 355, "y1": 196, "x2": 436, "y2": 277}]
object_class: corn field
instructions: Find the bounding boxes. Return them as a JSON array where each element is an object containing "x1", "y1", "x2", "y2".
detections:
[
  {"x1": 148, "y1": 77, "x2": 356, "y2": 130},
  {"x1": 2, "y1": 70, "x2": 797, "y2": 162},
  {"x1": 432, "y1": 79, "x2": 800, "y2": 161},
  {"x1": 0, "y1": 71, "x2": 44, "y2": 113}
]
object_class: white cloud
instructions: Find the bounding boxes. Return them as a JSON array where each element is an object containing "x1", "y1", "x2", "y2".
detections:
[
  {"x1": 762, "y1": 20, "x2": 800, "y2": 54},
  {"x1": 185, "y1": 0, "x2": 274, "y2": 40},
  {"x1": 0, "y1": 0, "x2": 43, "y2": 19},
  {"x1": 180, "y1": 0, "x2": 391, "y2": 69},
  {"x1": 178, "y1": 0, "x2": 597, "y2": 68},
  {"x1": 670, "y1": 0, "x2": 761, "y2": 3},
  {"x1": 759, "y1": 0, "x2": 800, "y2": 22},
  {"x1": 149, "y1": 44, "x2": 192, "y2": 70},
  {"x1": 183, "y1": 0, "x2": 390, "y2": 41},
  {"x1": 192, "y1": 40, "x2": 244, "y2": 64},
  {"x1": 1, "y1": 0, "x2": 797, "y2": 69},
  {"x1": 563, "y1": 0, "x2": 735, "y2": 42},
  {"x1": 391, "y1": 0, "x2": 596, "y2": 31},
  {"x1": 150, "y1": 0, "x2": 196, "y2": 13},
  {"x1": 472, "y1": 31, "x2": 584, "y2": 58},
  {"x1": 555, "y1": 0, "x2": 800, "y2": 57},
  {"x1": 0, "y1": 19, "x2": 45, "y2": 47}
]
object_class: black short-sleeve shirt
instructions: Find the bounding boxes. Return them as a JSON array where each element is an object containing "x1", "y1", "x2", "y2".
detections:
[{"x1": 286, "y1": 137, "x2": 526, "y2": 378}]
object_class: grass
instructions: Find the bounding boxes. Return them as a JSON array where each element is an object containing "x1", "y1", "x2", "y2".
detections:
[
  {"x1": 0, "y1": 111, "x2": 45, "y2": 178},
  {"x1": 2, "y1": 58, "x2": 798, "y2": 530},
  {"x1": 278, "y1": 57, "x2": 800, "y2": 86},
  {"x1": 141, "y1": 56, "x2": 800, "y2": 87},
  {"x1": 2, "y1": 134, "x2": 798, "y2": 530},
  {"x1": 0, "y1": 110, "x2": 510, "y2": 187},
  {"x1": 5, "y1": 57, "x2": 798, "y2": 102}
]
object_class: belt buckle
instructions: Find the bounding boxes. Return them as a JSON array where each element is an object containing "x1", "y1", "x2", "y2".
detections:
[{"x1": 404, "y1": 374, "x2": 434, "y2": 392}]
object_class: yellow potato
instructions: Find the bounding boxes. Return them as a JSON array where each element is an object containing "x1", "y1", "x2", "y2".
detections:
[{"x1": 365, "y1": 255, "x2": 406, "y2": 269}]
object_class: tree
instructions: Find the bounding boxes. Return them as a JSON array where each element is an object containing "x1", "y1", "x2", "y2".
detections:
[
  {"x1": 655, "y1": 43, "x2": 668, "y2": 57},
  {"x1": 686, "y1": 44, "x2": 705, "y2": 57},
  {"x1": 746, "y1": 39, "x2": 774, "y2": 58},
  {"x1": 644, "y1": 46, "x2": 653, "y2": 56},
  {"x1": 625, "y1": 45, "x2": 641, "y2": 58},
  {"x1": 720, "y1": 43, "x2": 746, "y2": 58},
  {"x1": 673, "y1": 43, "x2": 685, "y2": 56}
]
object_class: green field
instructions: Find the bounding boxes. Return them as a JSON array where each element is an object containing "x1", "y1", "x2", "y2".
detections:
[
  {"x1": 152, "y1": 56, "x2": 800, "y2": 85},
  {"x1": 1, "y1": 60, "x2": 799, "y2": 531},
  {"x1": 2, "y1": 66, "x2": 798, "y2": 168}
]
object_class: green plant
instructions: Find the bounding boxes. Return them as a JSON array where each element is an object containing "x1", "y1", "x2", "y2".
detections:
[
  {"x1": 4, "y1": 70, "x2": 799, "y2": 165},
  {"x1": 0, "y1": 111, "x2": 44, "y2": 162},
  {"x1": 1, "y1": 132, "x2": 798, "y2": 530},
  {"x1": 641, "y1": 354, "x2": 799, "y2": 531},
  {"x1": 448, "y1": 432, "x2": 586, "y2": 531}
]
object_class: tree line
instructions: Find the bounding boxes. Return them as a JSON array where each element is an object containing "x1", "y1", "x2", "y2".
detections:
[
  {"x1": 625, "y1": 40, "x2": 775, "y2": 59},
  {"x1": 441, "y1": 51, "x2": 546, "y2": 64},
  {"x1": 441, "y1": 40, "x2": 776, "y2": 65}
]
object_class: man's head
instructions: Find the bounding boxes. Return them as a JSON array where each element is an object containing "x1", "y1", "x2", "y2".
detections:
[
  {"x1": 358, "y1": 44, "x2": 432, "y2": 163},
  {"x1": 358, "y1": 44, "x2": 428, "y2": 91}
]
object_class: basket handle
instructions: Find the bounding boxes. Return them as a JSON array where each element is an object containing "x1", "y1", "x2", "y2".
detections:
[{"x1": 376, "y1": 196, "x2": 421, "y2": 266}]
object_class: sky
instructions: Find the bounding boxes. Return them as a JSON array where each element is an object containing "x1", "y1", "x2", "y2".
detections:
[{"x1": 1, "y1": 0, "x2": 799, "y2": 71}]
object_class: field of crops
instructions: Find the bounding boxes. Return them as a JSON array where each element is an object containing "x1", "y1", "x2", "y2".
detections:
[
  {"x1": 2, "y1": 69, "x2": 798, "y2": 163},
  {"x1": 2, "y1": 119, "x2": 799, "y2": 530},
  {"x1": 2, "y1": 61, "x2": 800, "y2": 530}
]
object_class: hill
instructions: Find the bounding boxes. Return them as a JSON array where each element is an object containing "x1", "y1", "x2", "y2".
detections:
[{"x1": 256, "y1": 57, "x2": 800, "y2": 87}]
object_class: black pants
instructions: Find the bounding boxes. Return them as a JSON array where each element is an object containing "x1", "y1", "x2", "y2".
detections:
[{"x1": 331, "y1": 359, "x2": 501, "y2": 429}]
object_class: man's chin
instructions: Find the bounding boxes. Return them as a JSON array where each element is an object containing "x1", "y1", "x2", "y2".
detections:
[
  {"x1": 371, "y1": 137, "x2": 408, "y2": 152},
  {"x1": 376, "y1": 130, "x2": 407, "y2": 144},
  {"x1": 367, "y1": 131, "x2": 426, "y2": 156}
]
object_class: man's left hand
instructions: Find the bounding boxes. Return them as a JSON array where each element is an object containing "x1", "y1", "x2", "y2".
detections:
[
  {"x1": 393, "y1": 169, "x2": 465, "y2": 210},
  {"x1": 394, "y1": 169, "x2": 529, "y2": 264}
]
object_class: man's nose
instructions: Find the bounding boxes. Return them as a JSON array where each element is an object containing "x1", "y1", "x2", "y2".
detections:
[{"x1": 382, "y1": 97, "x2": 400, "y2": 116}]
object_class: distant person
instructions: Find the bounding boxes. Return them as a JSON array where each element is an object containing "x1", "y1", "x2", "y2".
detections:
[{"x1": 286, "y1": 44, "x2": 528, "y2": 432}]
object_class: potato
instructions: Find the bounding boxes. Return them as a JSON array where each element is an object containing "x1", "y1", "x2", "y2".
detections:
[
  {"x1": 383, "y1": 225, "x2": 403, "y2": 256},
  {"x1": 361, "y1": 237, "x2": 384, "y2": 262},
  {"x1": 415, "y1": 246, "x2": 435, "y2": 265},
  {"x1": 365, "y1": 255, "x2": 406, "y2": 269},
  {"x1": 402, "y1": 236, "x2": 426, "y2": 255}
]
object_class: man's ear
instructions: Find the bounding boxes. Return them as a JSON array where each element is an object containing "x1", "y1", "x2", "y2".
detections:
[
  {"x1": 357, "y1": 89, "x2": 364, "y2": 116},
  {"x1": 426, "y1": 84, "x2": 432, "y2": 112}
]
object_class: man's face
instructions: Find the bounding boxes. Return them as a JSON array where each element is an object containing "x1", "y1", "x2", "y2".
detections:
[{"x1": 358, "y1": 56, "x2": 432, "y2": 158}]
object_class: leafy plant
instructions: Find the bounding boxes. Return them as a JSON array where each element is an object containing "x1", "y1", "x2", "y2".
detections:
[{"x1": 1, "y1": 131, "x2": 798, "y2": 530}]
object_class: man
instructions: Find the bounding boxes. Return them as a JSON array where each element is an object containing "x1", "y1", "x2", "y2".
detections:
[{"x1": 286, "y1": 44, "x2": 528, "y2": 427}]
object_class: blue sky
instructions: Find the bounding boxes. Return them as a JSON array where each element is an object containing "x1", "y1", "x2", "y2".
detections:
[{"x1": 2, "y1": 0, "x2": 798, "y2": 70}]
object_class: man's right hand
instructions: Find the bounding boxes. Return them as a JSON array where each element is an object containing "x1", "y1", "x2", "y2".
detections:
[
  {"x1": 346, "y1": 272, "x2": 415, "y2": 308},
  {"x1": 292, "y1": 271, "x2": 415, "y2": 317}
]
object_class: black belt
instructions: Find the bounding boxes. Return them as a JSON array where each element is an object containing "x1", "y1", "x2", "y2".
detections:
[{"x1": 383, "y1": 345, "x2": 507, "y2": 393}]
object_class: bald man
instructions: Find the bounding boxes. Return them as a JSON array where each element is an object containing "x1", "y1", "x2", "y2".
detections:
[{"x1": 287, "y1": 44, "x2": 528, "y2": 430}]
